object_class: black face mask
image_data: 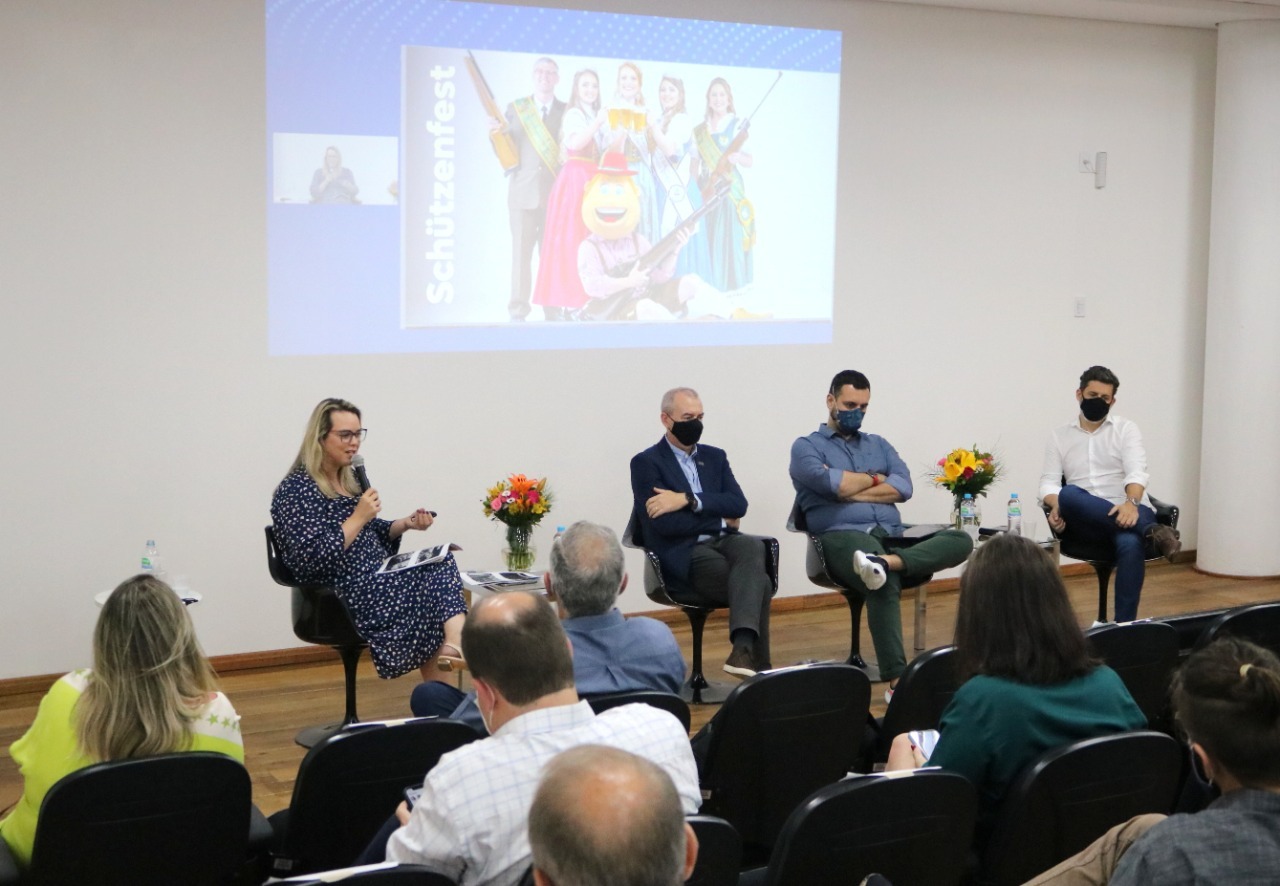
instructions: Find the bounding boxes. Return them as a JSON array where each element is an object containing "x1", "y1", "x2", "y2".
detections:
[
  {"x1": 669, "y1": 418, "x2": 703, "y2": 447},
  {"x1": 1080, "y1": 398, "x2": 1111, "y2": 422}
]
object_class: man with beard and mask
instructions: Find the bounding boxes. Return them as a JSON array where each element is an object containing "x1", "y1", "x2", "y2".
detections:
[
  {"x1": 630, "y1": 386, "x2": 775, "y2": 677},
  {"x1": 789, "y1": 370, "x2": 973, "y2": 694},
  {"x1": 1039, "y1": 365, "x2": 1181, "y2": 623}
]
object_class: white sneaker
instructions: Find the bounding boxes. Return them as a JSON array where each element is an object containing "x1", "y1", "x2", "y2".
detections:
[{"x1": 854, "y1": 551, "x2": 887, "y2": 591}]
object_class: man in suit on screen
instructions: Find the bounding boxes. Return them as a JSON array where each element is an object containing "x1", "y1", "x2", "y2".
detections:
[
  {"x1": 629, "y1": 386, "x2": 773, "y2": 677},
  {"x1": 494, "y1": 56, "x2": 565, "y2": 321}
]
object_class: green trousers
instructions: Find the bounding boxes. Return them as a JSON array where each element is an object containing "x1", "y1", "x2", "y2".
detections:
[{"x1": 818, "y1": 528, "x2": 973, "y2": 681}]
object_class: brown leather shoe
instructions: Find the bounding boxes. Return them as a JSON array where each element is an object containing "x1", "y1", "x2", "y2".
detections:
[{"x1": 1146, "y1": 524, "x2": 1182, "y2": 563}]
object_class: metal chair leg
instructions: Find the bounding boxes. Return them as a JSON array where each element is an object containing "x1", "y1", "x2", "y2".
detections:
[
  {"x1": 683, "y1": 609, "x2": 733, "y2": 706},
  {"x1": 294, "y1": 644, "x2": 364, "y2": 749},
  {"x1": 1093, "y1": 565, "x2": 1115, "y2": 623}
]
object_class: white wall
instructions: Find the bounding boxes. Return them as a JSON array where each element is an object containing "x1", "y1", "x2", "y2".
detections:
[{"x1": 0, "y1": 0, "x2": 1213, "y2": 679}]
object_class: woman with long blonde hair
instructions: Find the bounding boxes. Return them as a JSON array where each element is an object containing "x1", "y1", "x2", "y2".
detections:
[
  {"x1": 0, "y1": 576, "x2": 243, "y2": 867},
  {"x1": 271, "y1": 398, "x2": 466, "y2": 682}
]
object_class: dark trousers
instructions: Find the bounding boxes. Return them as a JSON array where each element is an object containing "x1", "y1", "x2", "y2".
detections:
[
  {"x1": 508, "y1": 206, "x2": 543, "y2": 320},
  {"x1": 1057, "y1": 485, "x2": 1156, "y2": 622},
  {"x1": 687, "y1": 532, "x2": 773, "y2": 663}
]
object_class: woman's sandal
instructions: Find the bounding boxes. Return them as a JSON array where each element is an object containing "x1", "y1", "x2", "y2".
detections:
[{"x1": 436, "y1": 642, "x2": 467, "y2": 673}]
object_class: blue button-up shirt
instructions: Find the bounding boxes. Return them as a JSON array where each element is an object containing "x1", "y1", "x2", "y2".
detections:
[{"x1": 789, "y1": 424, "x2": 913, "y2": 534}]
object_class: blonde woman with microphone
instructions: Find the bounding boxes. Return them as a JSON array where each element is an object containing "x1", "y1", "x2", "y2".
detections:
[{"x1": 271, "y1": 398, "x2": 466, "y2": 682}]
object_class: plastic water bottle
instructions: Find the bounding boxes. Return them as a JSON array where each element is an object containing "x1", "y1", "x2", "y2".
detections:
[
  {"x1": 552, "y1": 526, "x2": 566, "y2": 546},
  {"x1": 140, "y1": 539, "x2": 162, "y2": 577},
  {"x1": 960, "y1": 495, "x2": 978, "y2": 540},
  {"x1": 1007, "y1": 493, "x2": 1024, "y2": 537}
]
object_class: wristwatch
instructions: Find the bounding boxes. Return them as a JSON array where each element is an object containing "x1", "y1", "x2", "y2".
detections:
[
  {"x1": 685, "y1": 492, "x2": 698, "y2": 511},
  {"x1": 1126, "y1": 496, "x2": 1141, "y2": 507}
]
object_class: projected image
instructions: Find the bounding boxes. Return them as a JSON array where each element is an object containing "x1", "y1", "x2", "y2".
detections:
[
  {"x1": 267, "y1": 0, "x2": 841, "y2": 354},
  {"x1": 272, "y1": 134, "x2": 400, "y2": 205},
  {"x1": 401, "y1": 50, "x2": 831, "y2": 327}
]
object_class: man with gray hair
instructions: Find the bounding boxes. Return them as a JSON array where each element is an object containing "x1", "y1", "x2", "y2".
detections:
[
  {"x1": 631, "y1": 386, "x2": 774, "y2": 676},
  {"x1": 529, "y1": 745, "x2": 698, "y2": 886},
  {"x1": 410, "y1": 520, "x2": 685, "y2": 727}
]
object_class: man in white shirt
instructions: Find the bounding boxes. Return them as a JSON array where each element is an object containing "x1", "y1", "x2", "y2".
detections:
[
  {"x1": 1039, "y1": 366, "x2": 1180, "y2": 622},
  {"x1": 382, "y1": 591, "x2": 700, "y2": 886}
]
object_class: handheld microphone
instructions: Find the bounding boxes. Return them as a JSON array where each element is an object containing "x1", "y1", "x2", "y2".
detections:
[{"x1": 352, "y1": 454, "x2": 371, "y2": 493}]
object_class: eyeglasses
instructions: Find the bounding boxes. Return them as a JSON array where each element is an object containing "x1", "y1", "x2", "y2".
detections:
[{"x1": 330, "y1": 429, "x2": 367, "y2": 443}]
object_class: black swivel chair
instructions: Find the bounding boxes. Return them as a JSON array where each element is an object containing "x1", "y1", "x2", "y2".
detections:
[
  {"x1": 0, "y1": 752, "x2": 251, "y2": 886},
  {"x1": 1086, "y1": 621, "x2": 1180, "y2": 731},
  {"x1": 266, "y1": 524, "x2": 369, "y2": 747},
  {"x1": 741, "y1": 770, "x2": 978, "y2": 886},
  {"x1": 1041, "y1": 490, "x2": 1180, "y2": 623},
  {"x1": 685, "y1": 815, "x2": 742, "y2": 886},
  {"x1": 873, "y1": 645, "x2": 960, "y2": 762},
  {"x1": 268, "y1": 718, "x2": 481, "y2": 877},
  {"x1": 980, "y1": 730, "x2": 1183, "y2": 886},
  {"x1": 585, "y1": 689, "x2": 692, "y2": 732},
  {"x1": 787, "y1": 501, "x2": 936, "y2": 681},
  {"x1": 1195, "y1": 602, "x2": 1280, "y2": 657},
  {"x1": 622, "y1": 511, "x2": 779, "y2": 705},
  {"x1": 699, "y1": 663, "x2": 871, "y2": 862}
]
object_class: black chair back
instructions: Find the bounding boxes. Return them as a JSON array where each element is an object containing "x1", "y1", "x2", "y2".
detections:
[
  {"x1": 686, "y1": 815, "x2": 743, "y2": 886},
  {"x1": 875, "y1": 646, "x2": 959, "y2": 761},
  {"x1": 271, "y1": 719, "x2": 481, "y2": 876},
  {"x1": 289, "y1": 865, "x2": 459, "y2": 884},
  {"x1": 586, "y1": 690, "x2": 692, "y2": 733},
  {"x1": 1086, "y1": 621, "x2": 1180, "y2": 729},
  {"x1": 981, "y1": 730, "x2": 1183, "y2": 886},
  {"x1": 762, "y1": 770, "x2": 977, "y2": 886},
  {"x1": 701, "y1": 663, "x2": 871, "y2": 852},
  {"x1": 28, "y1": 752, "x2": 251, "y2": 886},
  {"x1": 1197, "y1": 602, "x2": 1280, "y2": 657}
]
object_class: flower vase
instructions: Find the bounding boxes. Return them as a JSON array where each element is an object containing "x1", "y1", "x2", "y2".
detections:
[{"x1": 502, "y1": 524, "x2": 536, "y2": 571}]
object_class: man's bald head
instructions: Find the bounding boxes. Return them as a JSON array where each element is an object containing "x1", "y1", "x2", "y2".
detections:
[
  {"x1": 464, "y1": 591, "x2": 574, "y2": 705},
  {"x1": 529, "y1": 745, "x2": 693, "y2": 886}
]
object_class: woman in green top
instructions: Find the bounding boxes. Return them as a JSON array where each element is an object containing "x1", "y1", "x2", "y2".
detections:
[
  {"x1": 0, "y1": 575, "x2": 244, "y2": 867},
  {"x1": 887, "y1": 533, "x2": 1145, "y2": 835}
]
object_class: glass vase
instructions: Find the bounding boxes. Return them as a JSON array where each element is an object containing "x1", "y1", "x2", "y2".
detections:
[{"x1": 502, "y1": 523, "x2": 536, "y2": 571}]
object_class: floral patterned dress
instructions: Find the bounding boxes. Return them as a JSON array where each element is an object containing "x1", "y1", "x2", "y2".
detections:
[{"x1": 271, "y1": 468, "x2": 466, "y2": 678}]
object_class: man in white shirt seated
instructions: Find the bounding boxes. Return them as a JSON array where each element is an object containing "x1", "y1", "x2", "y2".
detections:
[
  {"x1": 1039, "y1": 365, "x2": 1180, "y2": 622},
  {"x1": 378, "y1": 591, "x2": 701, "y2": 886},
  {"x1": 528, "y1": 745, "x2": 699, "y2": 886}
]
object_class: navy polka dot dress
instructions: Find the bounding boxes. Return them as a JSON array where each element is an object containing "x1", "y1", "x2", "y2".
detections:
[{"x1": 271, "y1": 468, "x2": 467, "y2": 679}]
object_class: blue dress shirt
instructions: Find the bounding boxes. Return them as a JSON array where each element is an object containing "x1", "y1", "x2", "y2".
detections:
[{"x1": 789, "y1": 424, "x2": 913, "y2": 534}]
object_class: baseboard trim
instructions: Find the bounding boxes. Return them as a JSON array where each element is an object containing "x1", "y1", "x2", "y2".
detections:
[{"x1": 0, "y1": 552, "x2": 1196, "y2": 697}]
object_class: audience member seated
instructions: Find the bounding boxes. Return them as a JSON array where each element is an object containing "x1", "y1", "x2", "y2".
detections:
[
  {"x1": 886, "y1": 534, "x2": 1145, "y2": 839},
  {"x1": 1026, "y1": 636, "x2": 1280, "y2": 885},
  {"x1": 0, "y1": 575, "x2": 244, "y2": 867},
  {"x1": 631, "y1": 386, "x2": 775, "y2": 677},
  {"x1": 360, "y1": 591, "x2": 700, "y2": 886},
  {"x1": 411, "y1": 521, "x2": 685, "y2": 729},
  {"x1": 790, "y1": 369, "x2": 973, "y2": 692},
  {"x1": 528, "y1": 745, "x2": 698, "y2": 886}
]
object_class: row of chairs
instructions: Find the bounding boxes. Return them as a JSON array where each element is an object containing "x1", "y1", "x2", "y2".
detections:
[{"x1": 0, "y1": 721, "x2": 1181, "y2": 886}]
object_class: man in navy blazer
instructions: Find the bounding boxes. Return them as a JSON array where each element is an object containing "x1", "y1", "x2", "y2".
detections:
[{"x1": 630, "y1": 387, "x2": 774, "y2": 676}]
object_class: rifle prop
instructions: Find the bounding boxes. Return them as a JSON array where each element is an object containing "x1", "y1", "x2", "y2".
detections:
[
  {"x1": 701, "y1": 71, "x2": 782, "y2": 200},
  {"x1": 464, "y1": 50, "x2": 520, "y2": 172}
]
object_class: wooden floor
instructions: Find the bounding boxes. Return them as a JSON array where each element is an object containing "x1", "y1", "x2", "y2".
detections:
[{"x1": 2, "y1": 561, "x2": 1277, "y2": 818}]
